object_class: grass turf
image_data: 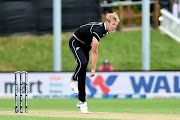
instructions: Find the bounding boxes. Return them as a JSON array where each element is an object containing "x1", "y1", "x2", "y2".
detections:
[
  {"x1": 0, "y1": 29, "x2": 180, "y2": 71},
  {"x1": 0, "y1": 98, "x2": 180, "y2": 114},
  {"x1": 1, "y1": 98, "x2": 179, "y2": 120},
  {"x1": 0, "y1": 115, "x2": 110, "y2": 120},
  {"x1": 0, "y1": 115, "x2": 114, "y2": 120}
]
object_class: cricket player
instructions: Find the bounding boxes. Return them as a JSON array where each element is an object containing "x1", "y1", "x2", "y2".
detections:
[{"x1": 68, "y1": 12, "x2": 120, "y2": 113}]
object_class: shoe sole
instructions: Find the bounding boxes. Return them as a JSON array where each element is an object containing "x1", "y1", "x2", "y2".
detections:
[{"x1": 77, "y1": 105, "x2": 89, "y2": 114}]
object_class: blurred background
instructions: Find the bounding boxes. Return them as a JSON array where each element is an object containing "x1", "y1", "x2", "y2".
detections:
[{"x1": 0, "y1": 0, "x2": 180, "y2": 101}]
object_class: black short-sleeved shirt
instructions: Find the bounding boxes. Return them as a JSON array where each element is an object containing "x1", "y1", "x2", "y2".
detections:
[{"x1": 74, "y1": 22, "x2": 109, "y2": 46}]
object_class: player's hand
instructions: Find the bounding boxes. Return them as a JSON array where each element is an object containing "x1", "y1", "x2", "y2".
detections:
[{"x1": 90, "y1": 69, "x2": 95, "y2": 77}]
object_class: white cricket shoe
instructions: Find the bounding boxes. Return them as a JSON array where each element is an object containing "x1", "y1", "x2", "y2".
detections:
[
  {"x1": 70, "y1": 80, "x2": 78, "y2": 94},
  {"x1": 77, "y1": 101, "x2": 89, "y2": 114}
]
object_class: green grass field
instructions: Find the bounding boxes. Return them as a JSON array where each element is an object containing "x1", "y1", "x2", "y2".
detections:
[
  {"x1": 0, "y1": 116, "x2": 91, "y2": 120},
  {"x1": 0, "y1": 98, "x2": 180, "y2": 120},
  {"x1": 0, "y1": 29, "x2": 180, "y2": 71}
]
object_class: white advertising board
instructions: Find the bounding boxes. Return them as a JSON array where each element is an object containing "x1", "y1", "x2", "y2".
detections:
[{"x1": 0, "y1": 72, "x2": 180, "y2": 98}]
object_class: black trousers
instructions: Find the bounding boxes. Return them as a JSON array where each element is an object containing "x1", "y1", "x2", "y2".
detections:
[{"x1": 68, "y1": 36, "x2": 91, "y2": 102}]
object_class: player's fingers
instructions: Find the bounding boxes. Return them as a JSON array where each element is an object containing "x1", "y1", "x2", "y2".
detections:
[{"x1": 90, "y1": 73, "x2": 94, "y2": 77}]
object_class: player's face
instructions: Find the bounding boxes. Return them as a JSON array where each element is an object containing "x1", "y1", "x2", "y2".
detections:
[{"x1": 107, "y1": 20, "x2": 118, "y2": 32}]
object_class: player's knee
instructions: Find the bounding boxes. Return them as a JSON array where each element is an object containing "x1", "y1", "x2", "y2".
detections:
[{"x1": 81, "y1": 61, "x2": 88, "y2": 68}]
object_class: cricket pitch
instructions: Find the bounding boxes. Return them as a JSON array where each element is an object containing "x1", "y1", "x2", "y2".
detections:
[{"x1": 0, "y1": 111, "x2": 180, "y2": 120}]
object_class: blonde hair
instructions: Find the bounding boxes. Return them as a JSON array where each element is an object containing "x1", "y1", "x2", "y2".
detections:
[{"x1": 106, "y1": 12, "x2": 120, "y2": 23}]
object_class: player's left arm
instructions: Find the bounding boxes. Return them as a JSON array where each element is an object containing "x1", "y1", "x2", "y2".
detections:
[
  {"x1": 90, "y1": 25, "x2": 104, "y2": 77},
  {"x1": 90, "y1": 37, "x2": 99, "y2": 77}
]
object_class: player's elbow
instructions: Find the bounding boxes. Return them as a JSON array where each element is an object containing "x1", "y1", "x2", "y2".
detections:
[{"x1": 92, "y1": 48, "x2": 98, "y2": 54}]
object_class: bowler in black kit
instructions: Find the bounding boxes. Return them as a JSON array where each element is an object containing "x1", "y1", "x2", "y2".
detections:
[{"x1": 68, "y1": 12, "x2": 120, "y2": 114}]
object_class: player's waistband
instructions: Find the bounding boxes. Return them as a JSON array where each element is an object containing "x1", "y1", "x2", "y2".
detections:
[{"x1": 73, "y1": 34, "x2": 86, "y2": 45}]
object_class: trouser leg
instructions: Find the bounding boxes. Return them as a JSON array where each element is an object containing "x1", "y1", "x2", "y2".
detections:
[{"x1": 68, "y1": 37, "x2": 90, "y2": 102}]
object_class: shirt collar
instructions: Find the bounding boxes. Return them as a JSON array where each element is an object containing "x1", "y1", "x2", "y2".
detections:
[
  {"x1": 104, "y1": 22, "x2": 107, "y2": 30},
  {"x1": 103, "y1": 22, "x2": 109, "y2": 35}
]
